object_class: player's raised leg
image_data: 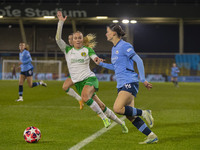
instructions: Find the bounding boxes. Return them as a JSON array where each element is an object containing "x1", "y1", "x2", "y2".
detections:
[
  {"x1": 93, "y1": 95, "x2": 128, "y2": 133},
  {"x1": 114, "y1": 91, "x2": 158, "y2": 144},
  {"x1": 27, "y1": 76, "x2": 47, "y2": 88},
  {"x1": 63, "y1": 77, "x2": 84, "y2": 110},
  {"x1": 82, "y1": 85, "x2": 111, "y2": 128}
]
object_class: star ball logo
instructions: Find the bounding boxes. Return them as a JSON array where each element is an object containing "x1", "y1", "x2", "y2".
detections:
[{"x1": 116, "y1": 50, "x2": 119, "y2": 54}]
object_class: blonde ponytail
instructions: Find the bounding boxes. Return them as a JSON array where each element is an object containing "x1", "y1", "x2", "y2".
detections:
[{"x1": 83, "y1": 34, "x2": 97, "y2": 48}]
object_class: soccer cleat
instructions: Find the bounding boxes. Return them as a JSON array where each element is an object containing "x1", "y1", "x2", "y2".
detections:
[
  {"x1": 142, "y1": 110, "x2": 154, "y2": 128},
  {"x1": 40, "y1": 80, "x2": 47, "y2": 87},
  {"x1": 121, "y1": 121, "x2": 128, "y2": 134},
  {"x1": 139, "y1": 133, "x2": 158, "y2": 144},
  {"x1": 16, "y1": 97, "x2": 23, "y2": 102},
  {"x1": 103, "y1": 118, "x2": 111, "y2": 128},
  {"x1": 79, "y1": 100, "x2": 84, "y2": 110}
]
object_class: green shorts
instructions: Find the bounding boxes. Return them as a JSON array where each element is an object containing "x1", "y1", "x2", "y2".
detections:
[{"x1": 75, "y1": 76, "x2": 99, "y2": 96}]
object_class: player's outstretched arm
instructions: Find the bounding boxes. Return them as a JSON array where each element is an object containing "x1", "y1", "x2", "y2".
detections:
[
  {"x1": 57, "y1": 11, "x2": 67, "y2": 22},
  {"x1": 143, "y1": 80, "x2": 153, "y2": 90},
  {"x1": 55, "y1": 11, "x2": 68, "y2": 52},
  {"x1": 95, "y1": 57, "x2": 114, "y2": 70}
]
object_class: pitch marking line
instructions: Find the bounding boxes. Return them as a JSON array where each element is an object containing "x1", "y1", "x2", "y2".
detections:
[{"x1": 68, "y1": 116, "x2": 126, "y2": 150}]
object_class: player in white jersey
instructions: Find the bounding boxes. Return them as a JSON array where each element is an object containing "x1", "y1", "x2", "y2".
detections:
[
  {"x1": 55, "y1": 11, "x2": 128, "y2": 131},
  {"x1": 62, "y1": 34, "x2": 84, "y2": 110}
]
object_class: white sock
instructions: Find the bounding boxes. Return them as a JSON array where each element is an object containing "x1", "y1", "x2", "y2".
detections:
[
  {"x1": 105, "y1": 107, "x2": 123, "y2": 125},
  {"x1": 66, "y1": 88, "x2": 81, "y2": 101},
  {"x1": 89, "y1": 100, "x2": 107, "y2": 120},
  {"x1": 19, "y1": 96, "x2": 23, "y2": 99}
]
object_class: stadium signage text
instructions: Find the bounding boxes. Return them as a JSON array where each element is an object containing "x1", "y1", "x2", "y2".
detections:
[{"x1": 0, "y1": 5, "x2": 87, "y2": 17}]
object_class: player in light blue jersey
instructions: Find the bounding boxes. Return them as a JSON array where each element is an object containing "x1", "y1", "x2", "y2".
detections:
[
  {"x1": 171, "y1": 63, "x2": 180, "y2": 87},
  {"x1": 96, "y1": 24, "x2": 158, "y2": 144},
  {"x1": 16, "y1": 43, "x2": 47, "y2": 102}
]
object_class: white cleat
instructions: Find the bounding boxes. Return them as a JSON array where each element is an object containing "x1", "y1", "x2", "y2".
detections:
[
  {"x1": 16, "y1": 97, "x2": 23, "y2": 102},
  {"x1": 40, "y1": 80, "x2": 47, "y2": 87},
  {"x1": 142, "y1": 110, "x2": 154, "y2": 128},
  {"x1": 139, "y1": 133, "x2": 158, "y2": 144}
]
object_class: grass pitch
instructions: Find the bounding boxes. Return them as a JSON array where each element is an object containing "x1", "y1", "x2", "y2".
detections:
[{"x1": 0, "y1": 80, "x2": 200, "y2": 150}]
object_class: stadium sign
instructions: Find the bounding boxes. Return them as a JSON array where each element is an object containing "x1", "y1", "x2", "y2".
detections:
[
  {"x1": 0, "y1": 4, "x2": 200, "y2": 18},
  {"x1": 0, "y1": 5, "x2": 87, "y2": 17}
]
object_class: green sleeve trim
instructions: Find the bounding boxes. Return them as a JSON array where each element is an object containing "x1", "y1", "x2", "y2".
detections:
[
  {"x1": 65, "y1": 46, "x2": 73, "y2": 54},
  {"x1": 85, "y1": 46, "x2": 96, "y2": 56}
]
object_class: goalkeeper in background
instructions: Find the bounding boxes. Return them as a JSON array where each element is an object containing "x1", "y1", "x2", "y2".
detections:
[
  {"x1": 171, "y1": 63, "x2": 180, "y2": 87},
  {"x1": 16, "y1": 42, "x2": 47, "y2": 102}
]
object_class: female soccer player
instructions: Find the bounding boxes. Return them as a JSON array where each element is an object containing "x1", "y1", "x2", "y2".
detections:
[
  {"x1": 171, "y1": 63, "x2": 180, "y2": 87},
  {"x1": 62, "y1": 34, "x2": 84, "y2": 110},
  {"x1": 16, "y1": 43, "x2": 47, "y2": 102},
  {"x1": 55, "y1": 11, "x2": 128, "y2": 131},
  {"x1": 96, "y1": 24, "x2": 158, "y2": 144},
  {"x1": 61, "y1": 33, "x2": 128, "y2": 132}
]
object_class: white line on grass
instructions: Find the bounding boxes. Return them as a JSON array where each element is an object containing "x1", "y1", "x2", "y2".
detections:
[
  {"x1": 68, "y1": 116, "x2": 126, "y2": 150},
  {"x1": 0, "y1": 105, "x2": 79, "y2": 109}
]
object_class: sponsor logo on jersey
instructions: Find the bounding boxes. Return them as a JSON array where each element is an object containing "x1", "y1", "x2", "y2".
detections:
[
  {"x1": 71, "y1": 59, "x2": 84, "y2": 63},
  {"x1": 111, "y1": 56, "x2": 118, "y2": 64},
  {"x1": 81, "y1": 52, "x2": 86, "y2": 56},
  {"x1": 127, "y1": 48, "x2": 133, "y2": 52}
]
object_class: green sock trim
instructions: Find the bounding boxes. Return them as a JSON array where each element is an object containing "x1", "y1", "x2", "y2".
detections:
[
  {"x1": 66, "y1": 88, "x2": 70, "y2": 93},
  {"x1": 86, "y1": 98, "x2": 94, "y2": 106},
  {"x1": 92, "y1": 93, "x2": 95, "y2": 98},
  {"x1": 103, "y1": 106, "x2": 107, "y2": 113}
]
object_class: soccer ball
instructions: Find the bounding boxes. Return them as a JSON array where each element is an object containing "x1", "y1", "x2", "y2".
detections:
[{"x1": 23, "y1": 126, "x2": 41, "y2": 143}]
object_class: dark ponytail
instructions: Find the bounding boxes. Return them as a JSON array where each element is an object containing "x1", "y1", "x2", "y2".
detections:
[{"x1": 108, "y1": 24, "x2": 125, "y2": 37}]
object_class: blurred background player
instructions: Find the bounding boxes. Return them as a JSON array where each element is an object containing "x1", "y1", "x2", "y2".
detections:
[
  {"x1": 11, "y1": 64, "x2": 16, "y2": 79},
  {"x1": 171, "y1": 63, "x2": 180, "y2": 87},
  {"x1": 96, "y1": 24, "x2": 158, "y2": 144},
  {"x1": 16, "y1": 42, "x2": 47, "y2": 102},
  {"x1": 55, "y1": 11, "x2": 128, "y2": 132}
]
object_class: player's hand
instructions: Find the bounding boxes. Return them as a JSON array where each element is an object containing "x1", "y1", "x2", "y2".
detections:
[
  {"x1": 143, "y1": 80, "x2": 152, "y2": 90},
  {"x1": 57, "y1": 11, "x2": 67, "y2": 21},
  {"x1": 94, "y1": 57, "x2": 105, "y2": 65}
]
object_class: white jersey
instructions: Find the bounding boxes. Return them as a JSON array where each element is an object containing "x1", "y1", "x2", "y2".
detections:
[{"x1": 55, "y1": 20, "x2": 97, "y2": 83}]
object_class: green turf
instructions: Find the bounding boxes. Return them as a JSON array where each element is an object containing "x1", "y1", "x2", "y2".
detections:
[{"x1": 0, "y1": 80, "x2": 200, "y2": 150}]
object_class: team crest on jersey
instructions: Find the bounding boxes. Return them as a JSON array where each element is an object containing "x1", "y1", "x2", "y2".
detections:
[
  {"x1": 116, "y1": 50, "x2": 119, "y2": 54},
  {"x1": 81, "y1": 52, "x2": 86, "y2": 56}
]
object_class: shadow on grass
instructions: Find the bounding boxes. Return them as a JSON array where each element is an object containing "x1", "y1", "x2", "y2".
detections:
[
  {"x1": 159, "y1": 134, "x2": 200, "y2": 143},
  {"x1": 155, "y1": 122, "x2": 200, "y2": 128}
]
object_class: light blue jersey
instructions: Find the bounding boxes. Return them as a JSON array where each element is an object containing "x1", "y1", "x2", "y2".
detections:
[
  {"x1": 171, "y1": 67, "x2": 180, "y2": 77},
  {"x1": 99, "y1": 39, "x2": 146, "y2": 88},
  {"x1": 19, "y1": 50, "x2": 33, "y2": 72}
]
